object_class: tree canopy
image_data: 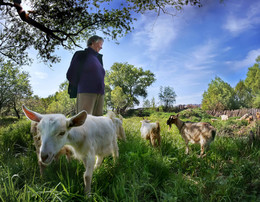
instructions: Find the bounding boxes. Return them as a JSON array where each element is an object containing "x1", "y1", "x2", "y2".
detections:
[
  {"x1": 202, "y1": 76, "x2": 236, "y2": 111},
  {"x1": 234, "y1": 80, "x2": 252, "y2": 108},
  {"x1": 0, "y1": 60, "x2": 32, "y2": 117},
  {"x1": 0, "y1": 0, "x2": 203, "y2": 66},
  {"x1": 105, "y1": 62, "x2": 155, "y2": 113},
  {"x1": 159, "y1": 86, "x2": 177, "y2": 111}
]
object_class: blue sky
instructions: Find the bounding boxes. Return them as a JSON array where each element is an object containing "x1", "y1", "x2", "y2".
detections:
[{"x1": 22, "y1": 0, "x2": 260, "y2": 106}]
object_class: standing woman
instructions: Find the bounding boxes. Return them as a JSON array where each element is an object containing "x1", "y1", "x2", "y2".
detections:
[{"x1": 67, "y1": 35, "x2": 105, "y2": 116}]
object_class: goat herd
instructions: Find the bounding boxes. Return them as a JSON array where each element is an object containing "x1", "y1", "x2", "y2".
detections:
[{"x1": 22, "y1": 105, "x2": 259, "y2": 195}]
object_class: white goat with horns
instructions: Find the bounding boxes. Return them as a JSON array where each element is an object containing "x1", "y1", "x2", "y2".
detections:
[{"x1": 22, "y1": 105, "x2": 119, "y2": 194}]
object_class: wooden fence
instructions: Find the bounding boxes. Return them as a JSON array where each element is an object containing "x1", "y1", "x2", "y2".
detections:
[{"x1": 206, "y1": 108, "x2": 260, "y2": 119}]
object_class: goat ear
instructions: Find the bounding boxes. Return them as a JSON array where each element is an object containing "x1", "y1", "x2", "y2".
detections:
[
  {"x1": 68, "y1": 110, "x2": 87, "y2": 128},
  {"x1": 22, "y1": 105, "x2": 42, "y2": 122}
]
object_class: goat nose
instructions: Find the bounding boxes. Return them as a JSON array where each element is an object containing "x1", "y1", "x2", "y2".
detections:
[{"x1": 41, "y1": 153, "x2": 48, "y2": 162}]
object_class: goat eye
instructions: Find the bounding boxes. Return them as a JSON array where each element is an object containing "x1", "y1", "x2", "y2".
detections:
[{"x1": 58, "y1": 131, "x2": 66, "y2": 137}]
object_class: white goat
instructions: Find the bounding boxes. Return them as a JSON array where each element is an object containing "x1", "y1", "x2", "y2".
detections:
[
  {"x1": 140, "y1": 119, "x2": 161, "y2": 147},
  {"x1": 220, "y1": 115, "x2": 229, "y2": 121},
  {"x1": 30, "y1": 121, "x2": 75, "y2": 175},
  {"x1": 167, "y1": 114, "x2": 216, "y2": 157},
  {"x1": 107, "y1": 111, "x2": 126, "y2": 141},
  {"x1": 22, "y1": 105, "x2": 119, "y2": 194}
]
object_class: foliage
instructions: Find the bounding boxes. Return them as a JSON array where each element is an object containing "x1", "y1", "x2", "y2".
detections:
[
  {"x1": 111, "y1": 86, "x2": 128, "y2": 114},
  {"x1": 0, "y1": 117, "x2": 19, "y2": 128},
  {"x1": 202, "y1": 76, "x2": 237, "y2": 110},
  {"x1": 0, "y1": 0, "x2": 203, "y2": 66},
  {"x1": 46, "y1": 81, "x2": 76, "y2": 116},
  {"x1": 234, "y1": 80, "x2": 252, "y2": 108},
  {"x1": 0, "y1": 110, "x2": 260, "y2": 201},
  {"x1": 142, "y1": 99, "x2": 151, "y2": 108},
  {"x1": 151, "y1": 97, "x2": 156, "y2": 109},
  {"x1": 0, "y1": 60, "x2": 32, "y2": 118},
  {"x1": 0, "y1": 119, "x2": 32, "y2": 153},
  {"x1": 179, "y1": 108, "x2": 213, "y2": 122},
  {"x1": 0, "y1": 0, "x2": 133, "y2": 66},
  {"x1": 234, "y1": 57, "x2": 260, "y2": 109},
  {"x1": 106, "y1": 62, "x2": 156, "y2": 113},
  {"x1": 22, "y1": 95, "x2": 51, "y2": 114},
  {"x1": 244, "y1": 63, "x2": 260, "y2": 97},
  {"x1": 252, "y1": 93, "x2": 260, "y2": 108},
  {"x1": 20, "y1": 81, "x2": 76, "y2": 116},
  {"x1": 202, "y1": 56, "x2": 260, "y2": 110},
  {"x1": 159, "y1": 86, "x2": 177, "y2": 111}
]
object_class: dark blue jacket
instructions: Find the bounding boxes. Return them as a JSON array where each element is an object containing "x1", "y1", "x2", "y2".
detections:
[{"x1": 66, "y1": 48, "x2": 105, "y2": 95}]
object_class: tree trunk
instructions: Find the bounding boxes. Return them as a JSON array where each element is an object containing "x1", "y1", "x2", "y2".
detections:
[{"x1": 13, "y1": 102, "x2": 20, "y2": 119}]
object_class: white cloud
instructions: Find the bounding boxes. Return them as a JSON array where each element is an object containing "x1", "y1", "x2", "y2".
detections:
[
  {"x1": 34, "y1": 71, "x2": 48, "y2": 79},
  {"x1": 183, "y1": 41, "x2": 218, "y2": 71},
  {"x1": 228, "y1": 49, "x2": 260, "y2": 69},
  {"x1": 133, "y1": 14, "x2": 181, "y2": 56},
  {"x1": 223, "y1": 2, "x2": 260, "y2": 35},
  {"x1": 223, "y1": 46, "x2": 232, "y2": 52}
]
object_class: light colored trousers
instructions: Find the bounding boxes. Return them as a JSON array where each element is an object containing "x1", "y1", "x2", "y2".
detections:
[{"x1": 77, "y1": 93, "x2": 104, "y2": 116}]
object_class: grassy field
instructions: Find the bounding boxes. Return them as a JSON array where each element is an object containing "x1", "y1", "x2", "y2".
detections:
[{"x1": 0, "y1": 109, "x2": 260, "y2": 201}]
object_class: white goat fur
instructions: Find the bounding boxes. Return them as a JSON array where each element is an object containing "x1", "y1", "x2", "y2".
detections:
[
  {"x1": 22, "y1": 105, "x2": 119, "y2": 194},
  {"x1": 140, "y1": 119, "x2": 161, "y2": 147},
  {"x1": 220, "y1": 115, "x2": 228, "y2": 121},
  {"x1": 107, "y1": 111, "x2": 126, "y2": 141},
  {"x1": 30, "y1": 121, "x2": 75, "y2": 175}
]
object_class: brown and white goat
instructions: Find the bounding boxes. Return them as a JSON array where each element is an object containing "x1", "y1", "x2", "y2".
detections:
[
  {"x1": 167, "y1": 114, "x2": 216, "y2": 157},
  {"x1": 22, "y1": 105, "x2": 119, "y2": 194},
  {"x1": 246, "y1": 115, "x2": 253, "y2": 124},
  {"x1": 238, "y1": 113, "x2": 249, "y2": 121},
  {"x1": 140, "y1": 119, "x2": 161, "y2": 147}
]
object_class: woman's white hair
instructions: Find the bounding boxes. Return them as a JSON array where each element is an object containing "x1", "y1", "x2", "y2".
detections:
[{"x1": 87, "y1": 35, "x2": 104, "y2": 47}]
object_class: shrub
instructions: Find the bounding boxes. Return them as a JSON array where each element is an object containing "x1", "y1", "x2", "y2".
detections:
[{"x1": 0, "y1": 119, "x2": 32, "y2": 154}]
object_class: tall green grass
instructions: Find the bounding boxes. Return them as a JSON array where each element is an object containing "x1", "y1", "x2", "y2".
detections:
[{"x1": 0, "y1": 110, "x2": 260, "y2": 201}]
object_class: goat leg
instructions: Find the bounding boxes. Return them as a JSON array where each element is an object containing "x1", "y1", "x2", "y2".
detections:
[
  {"x1": 83, "y1": 156, "x2": 95, "y2": 194},
  {"x1": 199, "y1": 145, "x2": 205, "y2": 157},
  {"x1": 185, "y1": 144, "x2": 189, "y2": 155},
  {"x1": 168, "y1": 124, "x2": 172, "y2": 131}
]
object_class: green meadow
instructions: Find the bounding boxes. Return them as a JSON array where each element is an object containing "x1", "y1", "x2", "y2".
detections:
[{"x1": 0, "y1": 109, "x2": 260, "y2": 201}]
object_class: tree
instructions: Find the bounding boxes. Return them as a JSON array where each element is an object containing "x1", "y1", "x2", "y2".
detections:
[
  {"x1": 256, "y1": 55, "x2": 260, "y2": 64},
  {"x1": 244, "y1": 62, "x2": 260, "y2": 97},
  {"x1": 0, "y1": 0, "x2": 203, "y2": 66},
  {"x1": 111, "y1": 86, "x2": 128, "y2": 114},
  {"x1": 106, "y1": 62, "x2": 155, "y2": 113},
  {"x1": 0, "y1": 60, "x2": 32, "y2": 118},
  {"x1": 234, "y1": 80, "x2": 252, "y2": 108},
  {"x1": 46, "y1": 81, "x2": 76, "y2": 115},
  {"x1": 202, "y1": 76, "x2": 236, "y2": 111},
  {"x1": 143, "y1": 99, "x2": 151, "y2": 108},
  {"x1": 253, "y1": 93, "x2": 260, "y2": 109},
  {"x1": 151, "y1": 97, "x2": 156, "y2": 109},
  {"x1": 159, "y1": 86, "x2": 176, "y2": 111}
]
